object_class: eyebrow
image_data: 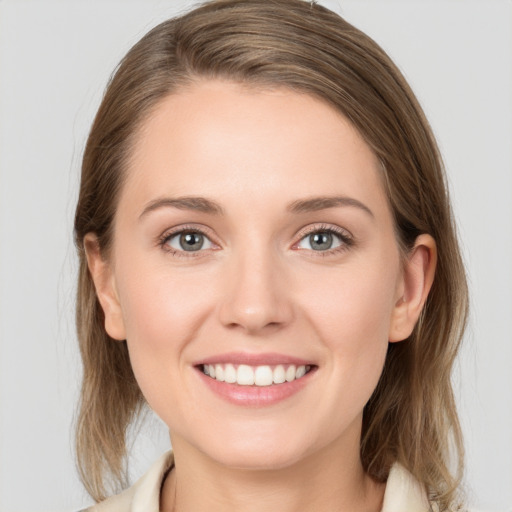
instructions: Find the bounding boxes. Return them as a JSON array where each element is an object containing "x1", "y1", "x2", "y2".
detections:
[
  {"x1": 139, "y1": 195, "x2": 374, "y2": 219},
  {"x1": 139, "y1": 196, "x2": 225, "y2": 219},
  {"x1": 287, "y1": 196, "x2": 374, "y2": 218}
]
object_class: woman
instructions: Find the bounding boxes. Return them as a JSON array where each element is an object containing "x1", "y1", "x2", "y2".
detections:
[{"x1": 74, "y1": 0, "x2": 468, "y2": 510}]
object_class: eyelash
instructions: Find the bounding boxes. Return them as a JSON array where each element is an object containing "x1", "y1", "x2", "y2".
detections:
[
  {"x1": 157, "y1": 224, "x2": 217, "y2": 258},
  {"x1": 294, "y1": 223, "x2": 354, "y2": 257},
  {"x1": 157, "y1": 223, "x2": 354, "y2": 258}
]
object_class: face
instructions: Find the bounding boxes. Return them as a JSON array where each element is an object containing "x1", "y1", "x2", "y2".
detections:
[{"x1": 89, "y1": 80, "x2": 423, "y2": 471}]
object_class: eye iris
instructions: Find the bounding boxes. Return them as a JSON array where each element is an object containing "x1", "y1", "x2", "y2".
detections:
[
  {"x1": 310, "y1": 232, "x2": 333, "y2": 250},
  {"x1": 179, "y1": 232, "x2": 204, "y2": 251}
]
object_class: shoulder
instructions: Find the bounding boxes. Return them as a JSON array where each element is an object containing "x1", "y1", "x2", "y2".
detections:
[{"x1": 82, "y1": 451, "x2": 174, "y2": 512}]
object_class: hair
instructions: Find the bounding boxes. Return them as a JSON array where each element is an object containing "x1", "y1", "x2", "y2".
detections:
[{"x1": 74, "y1": 0, "x2": 468, "y2": 508}]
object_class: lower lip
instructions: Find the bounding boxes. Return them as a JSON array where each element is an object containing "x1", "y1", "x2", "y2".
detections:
[{"x1": 195, "y1": 367, "x2": 316, "y2": 407}]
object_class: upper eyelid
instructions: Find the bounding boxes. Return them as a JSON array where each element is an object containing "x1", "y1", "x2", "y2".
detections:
[
  {"x1": 294, "y1": 223, "x2": 353, "y2": 240},
  {"x1": 160, "y1": 224, "x2": 217, "y2": 242}
]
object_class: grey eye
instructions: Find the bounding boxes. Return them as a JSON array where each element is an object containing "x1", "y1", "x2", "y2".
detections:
[
  {"x1": 167, "y1": 231, "x2": 213, "y2": 252},
  {"x1": 297, "y1": 230, "x2": 343, "y2": 251},
  {"x1": 180, "y1": 232, "x2": 204, "y2": 251},
  {"x1": 309, "y1": 232, "x2": 333, "y2": 250}
]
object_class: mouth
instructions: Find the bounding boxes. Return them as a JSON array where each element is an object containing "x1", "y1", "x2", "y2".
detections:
[
  {"x1": 193, "y1": 352, "x2": 318, "y2": 406},
  {"x1": 198, "y1": 363, "x2": 316, "y2": 387}
]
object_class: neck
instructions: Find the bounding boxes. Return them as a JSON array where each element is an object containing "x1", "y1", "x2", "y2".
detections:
[{"x1": 160, "y1": 427, "x2": 385, "y2": 512}]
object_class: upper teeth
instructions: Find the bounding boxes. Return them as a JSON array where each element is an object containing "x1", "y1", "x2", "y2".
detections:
[{"x1": 202, "y1": 364, "x2": 310, "y2": 386}]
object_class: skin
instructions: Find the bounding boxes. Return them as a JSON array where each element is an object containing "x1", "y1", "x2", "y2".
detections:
[{"x1": 86, "y1": 80, "x2": 436, "y2": 512}]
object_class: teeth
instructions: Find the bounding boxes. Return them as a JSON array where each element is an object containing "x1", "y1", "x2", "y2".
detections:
[
  {"x1": 296, "y1": 365, "x2": 306, "y2": 379},
  {"x1": 237, "y1": 364, "x2": 255, "y2": 385},
  {"x1": 273, "y1": 365, "x2": 286, "y2": 384},
  {"x1": 285, "y1": 365, "x2": 296, "y2": 382},
  {"x1": 254, "y1": 365, "x2": 273, "y2": 386},
  {"x1": 202, "y1": 363, "x2": 311, "y2": 386},
  {"x1": 215, "y1": 364, "x2": 224, "y2": 382},
  {"x1": 224, "y1": 363, "x2": 237, "y2": 383}
]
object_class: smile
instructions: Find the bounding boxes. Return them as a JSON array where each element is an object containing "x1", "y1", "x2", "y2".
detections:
[
  {"x1": 194, "y1": 353, "x2": 318, "y2": 406},
  {"x1": 201, "y1": 363, "x2": 313, "y2": 386}
]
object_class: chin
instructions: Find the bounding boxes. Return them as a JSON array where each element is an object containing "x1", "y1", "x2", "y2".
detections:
[
  {"x1": 194, "y1": 425, "x2": 316, "y2": 471},
  {"x1": 211, "y1": 444, "x2": 308, "y2": 471}
]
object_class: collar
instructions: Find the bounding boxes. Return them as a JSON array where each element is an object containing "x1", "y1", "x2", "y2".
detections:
[
  {"x1": 381, "y1": 463, "x2": 431, "y2": 512},
  {"x1": 90, "y1": 450, "x2": 431, "y2": 512}
]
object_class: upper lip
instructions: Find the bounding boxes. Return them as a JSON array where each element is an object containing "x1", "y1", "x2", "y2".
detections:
[{"x1": 194, "y1": 352, "x2": 315, "y2": 367}]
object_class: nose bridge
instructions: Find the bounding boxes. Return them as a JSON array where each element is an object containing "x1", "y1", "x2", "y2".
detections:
[{"x1": 218, "y1": 237, "x2": 292, "y2": 333}]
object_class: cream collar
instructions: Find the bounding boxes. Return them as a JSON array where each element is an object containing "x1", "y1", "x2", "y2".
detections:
[{"x1": 89, "y1": 451, "x2": 431, "y2": 512}]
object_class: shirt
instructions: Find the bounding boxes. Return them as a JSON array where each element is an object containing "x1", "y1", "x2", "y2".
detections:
[{"x1": 83, "y1": 451, "x2": 431, "y2": 512}]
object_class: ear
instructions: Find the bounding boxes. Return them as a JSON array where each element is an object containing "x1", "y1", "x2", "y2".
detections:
[
  {"x1": 389, "y1": 234, "x2": 437, "y2": 343},
  {"x1": 84, "y1": 233, "x2": 126, "y2": 341}
]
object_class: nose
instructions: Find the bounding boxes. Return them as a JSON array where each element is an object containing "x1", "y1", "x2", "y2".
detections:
[{"x1": 217, "y1": 246, "x2": 294, "y2": 335}]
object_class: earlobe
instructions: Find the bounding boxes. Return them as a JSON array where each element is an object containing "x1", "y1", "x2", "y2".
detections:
[
  {"x1": 84, "y1": 233, "x2": 126, "y2": 341},
  {"x1": 389, "y1": 234, "x2": 437, "y2": 343}
]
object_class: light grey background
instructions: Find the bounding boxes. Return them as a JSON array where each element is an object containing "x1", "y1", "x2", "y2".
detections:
[{"x1": 0, "y1": 1, "x2": 511, "y2": 511}]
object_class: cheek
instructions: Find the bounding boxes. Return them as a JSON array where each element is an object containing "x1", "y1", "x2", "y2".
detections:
[
  {"x1": 303, "y1": 259, "x2": 397, "y2": 338},
  {"x1": 113, "y1": 254, "x2": 214, "y2": 395},
  {"x1": 115, "y1": 238, "x2": 214, "y2": 333},
  {"x1": 297, "y1": 255, "x2": 398, "y2": 385}
]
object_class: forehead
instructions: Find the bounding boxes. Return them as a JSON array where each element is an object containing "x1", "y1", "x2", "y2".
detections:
[{"x1": 122, "y1": 79, "x2": 389, "y2": 220}]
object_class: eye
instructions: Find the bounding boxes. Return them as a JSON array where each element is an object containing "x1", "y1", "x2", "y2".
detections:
[
  {"x1": 164, "y1": 230, "x2": 214, "y2": 252},
  {"x1": 295, "y1": 227, "x2": 352, "y2": 253}
]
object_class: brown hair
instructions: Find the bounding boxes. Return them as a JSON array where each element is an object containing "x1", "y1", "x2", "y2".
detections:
[{"x1": 74, "y1": 0, "x2": 468, "y2": 508}]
